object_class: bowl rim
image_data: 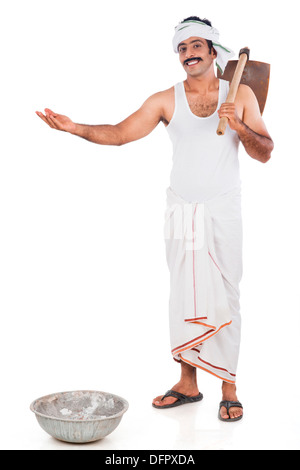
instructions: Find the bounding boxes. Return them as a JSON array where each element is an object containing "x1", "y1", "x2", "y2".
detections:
[{"x1": 30, "y1": 390, "x2": 129, "y2": 423}]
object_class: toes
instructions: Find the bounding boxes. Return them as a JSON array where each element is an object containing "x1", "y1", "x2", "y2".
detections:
[
  {"x1": 152, "y1": 395, "x2": 164, "y2": 405},
  {"x1": 220, "y1": 406, "x2": 229, "y2": 420},
  {"x1": 152, "y1": 395, "x2": 178, "y2": 407},
  {"x1": 228, "y1": 408, "x2": 243, "y2": 420},
  {"x1": 220, "y1": 406, "x2": 243, "y2": 420}
]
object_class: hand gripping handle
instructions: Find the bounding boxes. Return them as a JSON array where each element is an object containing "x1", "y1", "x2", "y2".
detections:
[{"x1": 217, "y1": 47, "x2": 250, "y2": 136}]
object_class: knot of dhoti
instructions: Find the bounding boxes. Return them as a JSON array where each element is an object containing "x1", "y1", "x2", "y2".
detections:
[
  {"x1": 164, "y1": 186, "x2": 243, "y2": 383},
  {"x1": 172, "y1": 19, "x2": 235, "y2": 74}
]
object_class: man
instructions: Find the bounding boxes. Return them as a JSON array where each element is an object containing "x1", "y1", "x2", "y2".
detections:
[{"x1": 36, "y1": 16, "x2": 273, "y2": 421}]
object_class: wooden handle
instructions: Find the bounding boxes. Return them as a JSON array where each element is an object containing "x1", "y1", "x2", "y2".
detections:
[{"x1": 217, "y1": 49, "x2": 250, "y2": 136}]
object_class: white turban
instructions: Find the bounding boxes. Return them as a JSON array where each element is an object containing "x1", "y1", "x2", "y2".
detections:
[{"x1": 172, "y1": 20, "x2": 235, "y2": 75}]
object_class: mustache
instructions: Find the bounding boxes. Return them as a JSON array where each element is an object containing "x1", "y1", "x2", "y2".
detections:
[{"x1": 184, "y1": 57, "x2": 203, "y2": 65}]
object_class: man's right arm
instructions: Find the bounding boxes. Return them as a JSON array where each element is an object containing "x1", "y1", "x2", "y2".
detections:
[{"x1": 36, "y1": 92, "x2": 165, "y2": 146}]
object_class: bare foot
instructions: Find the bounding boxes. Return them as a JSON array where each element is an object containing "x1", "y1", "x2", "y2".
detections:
[{"x1": 220, "y1": 382, "x2": 243, "y2": 420}]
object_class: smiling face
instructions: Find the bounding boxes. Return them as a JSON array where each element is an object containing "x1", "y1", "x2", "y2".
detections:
[{"x1": 178, "y1": 37, "x2": 217, "y2": 77}]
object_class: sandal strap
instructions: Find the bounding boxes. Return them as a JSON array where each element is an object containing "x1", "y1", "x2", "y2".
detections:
[
  {"x1": 162, "y1": 390, "x2": 188, "y2": 402},
  {"x1": 219, "y1": 400, "x2": 243, "y2": 412}
]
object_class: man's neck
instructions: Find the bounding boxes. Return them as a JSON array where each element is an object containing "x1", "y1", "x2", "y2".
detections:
[{"x1": 185, "y1": 69, "x2": 219, "y2": 94}]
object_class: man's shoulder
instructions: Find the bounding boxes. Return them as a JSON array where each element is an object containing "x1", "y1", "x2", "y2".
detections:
[
  {"x1": 237, "y1": 83, "x2": 255, "y2": 99},
  {"x1": 149, "y1": 86, "x2": 175, "y2": 102},
  {"x1": 143, "y1": 86, "x2": 175, "y2": 116},
  {"x1": 236, "y1": 83, "x2": 257, "y2": 108},
  {"x1": 140, "y1": 86, "x2": 175, "y2": 126}
]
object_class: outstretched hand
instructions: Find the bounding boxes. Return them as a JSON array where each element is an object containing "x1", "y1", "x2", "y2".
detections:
[{"x1": 35, "y1": 108, "x2": 76, "y2": 134}]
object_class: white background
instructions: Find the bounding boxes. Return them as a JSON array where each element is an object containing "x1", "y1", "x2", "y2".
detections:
[{"x1": 1, "y1": 0, "x2": 299, "y2": 450}]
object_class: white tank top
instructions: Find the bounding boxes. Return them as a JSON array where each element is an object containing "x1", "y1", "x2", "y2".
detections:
[{"x1": 166, "y1": 79, "x2": 241, "y2": 203}]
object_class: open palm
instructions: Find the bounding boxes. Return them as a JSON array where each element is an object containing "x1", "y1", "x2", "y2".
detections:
[{"x1": 36, "y1": 108, "x2": 76, "y2": 133}]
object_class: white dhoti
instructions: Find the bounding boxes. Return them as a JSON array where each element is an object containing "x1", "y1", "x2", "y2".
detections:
[{"x1": 164, "y1": 186, "x2": 243, "y2": 384}]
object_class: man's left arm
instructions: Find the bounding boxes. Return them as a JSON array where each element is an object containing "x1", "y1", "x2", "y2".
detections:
[{"x1": 218, "y1": 85, "x2": 274, "y2": 163}]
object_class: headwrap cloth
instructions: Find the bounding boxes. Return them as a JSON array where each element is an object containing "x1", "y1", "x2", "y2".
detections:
[{"x1": 172, "y1": 20, "x2": 235, "y2": 75}]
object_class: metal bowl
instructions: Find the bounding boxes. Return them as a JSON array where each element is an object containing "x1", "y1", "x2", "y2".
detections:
[{"x1": 30, "y1": 390, "x2": 129, "y2": 444}]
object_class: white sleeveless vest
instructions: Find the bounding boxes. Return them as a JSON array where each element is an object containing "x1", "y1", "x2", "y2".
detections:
[{"x1": 166, "y1": 79, "x2": 241, "y2": 203}]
